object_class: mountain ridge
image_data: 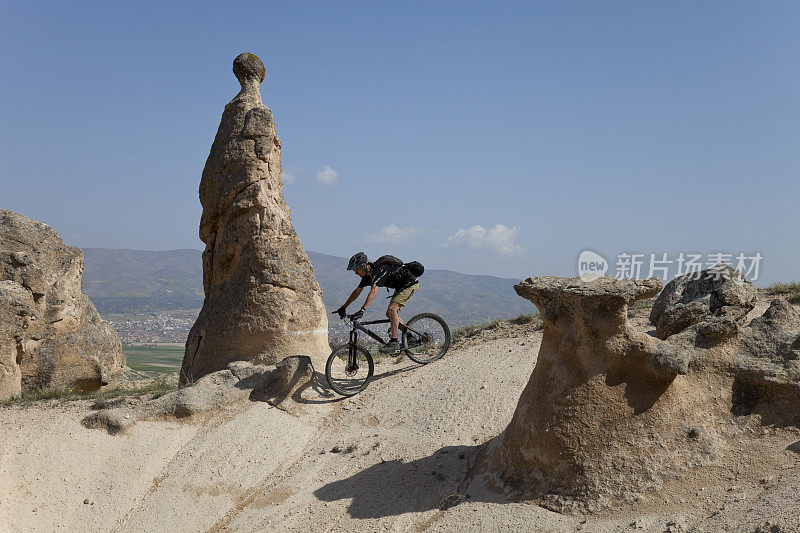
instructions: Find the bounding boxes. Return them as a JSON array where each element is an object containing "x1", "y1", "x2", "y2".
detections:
[{"x1": 81, "y1": 248, "x2": 533, "y2": 329}]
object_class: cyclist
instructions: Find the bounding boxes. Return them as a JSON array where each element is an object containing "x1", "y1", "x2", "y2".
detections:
[{"x1": 333, "y1": 252, "x2": 419, "y2": 354}]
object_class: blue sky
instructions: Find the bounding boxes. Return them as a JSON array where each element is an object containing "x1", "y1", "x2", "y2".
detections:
[{"x1": 1, "y1": 1, "x2": 798, "y2": 283}]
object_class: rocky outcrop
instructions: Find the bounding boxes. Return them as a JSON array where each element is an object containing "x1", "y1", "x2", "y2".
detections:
[
  {"x1": 0, "y1": 281, "x2": 36, "y2": 401},
  {"x1": 484, "y1": 276, "x2": 692, "y2": 510},
  {"x1": 0, "y1": 211, "x2": 124, "y2": 395},
  {"x1": 480, "y1": 270, "x2": 800, "y2": 512},
  {"x1": 180, "y1": 53, "x2": 329, "y2": 385},
  {"x1": 733, "y1": 299, "x2": 800, "y2": 426},
  {"x1": 252, "y1": 355, "x2": 313, "y2": 415},
  {"x1": 650, "y1": 263, "x2": 757, "y2": 339},
  {"x1": 84, "y1": 358, "x2": 314, "y2": 434}
]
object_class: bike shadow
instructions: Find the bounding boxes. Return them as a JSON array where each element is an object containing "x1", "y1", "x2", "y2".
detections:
[
  {"x1": 293, "y1": 362, "x2": 423, "y2": 405},
  {"x1": 313, "y1": 443, "x2": 509, "y2": 518}
]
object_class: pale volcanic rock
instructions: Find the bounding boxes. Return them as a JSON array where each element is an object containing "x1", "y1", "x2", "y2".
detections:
[
  {"x1": 0, "y1": 210, "x2": 124, "y2": 393},
  {"x1": 650, "y1": 263, "x2": 757, "y2": 339},
  {"x1": 253, "y1": 355, "x2": 314, "y2": 415},
  {"x1": 0, "y1": 280, "x2": 36, "y2": 400},
  {"x1": 484, "y1": 276, "x2": 698, "y2": 511},
  {"x1": 479, "y1": 271, "x2": 800, "y2": 512},
  {"x1": 84, "y1": 358, "x2": 315, "y2": 434},
  {"x1": 180, "y1": 53, "x2": 329, "y2": 384},
  {"x1": 733, "y1": 298, "x2": 800, "y2": 426}
]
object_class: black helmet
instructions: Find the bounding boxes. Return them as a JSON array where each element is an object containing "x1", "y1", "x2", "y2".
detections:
[{"x1": 347, "y1": 251, "x2": 368, "y2": 271}]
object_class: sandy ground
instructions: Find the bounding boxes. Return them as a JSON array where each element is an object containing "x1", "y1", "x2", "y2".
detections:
[{"x1": 2, "y1": 316, "x2": 800, "y2": 532}]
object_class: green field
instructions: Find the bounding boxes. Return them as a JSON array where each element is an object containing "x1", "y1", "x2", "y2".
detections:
[{"x1": 124, "y1": 345, "x2": 184, "y2": 373}]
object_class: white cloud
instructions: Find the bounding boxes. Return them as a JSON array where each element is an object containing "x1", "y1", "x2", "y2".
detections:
[
  {"x1": 444, "y1": 224, "x2": 524, "y2": 256},
  {"x1": 315, "y1": 165, "x2": 339, "y2": 184},
  {"x1": 366, "y1": 224, "x2": 426, "y2": 245},
  {"x1": 282, "y1": 166, "x2": 303, "y2": 184}
]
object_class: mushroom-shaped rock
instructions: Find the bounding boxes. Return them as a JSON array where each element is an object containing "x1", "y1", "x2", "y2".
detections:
[
  {"x1": 180, "y1": 54, "x2": 330, "y2": 384},
  {"x1": 478, "y1": 272, "x2": 800, "y2": 511},
  {"x1": 483, "y1": 275, "x2": 732, "y2": 510}
]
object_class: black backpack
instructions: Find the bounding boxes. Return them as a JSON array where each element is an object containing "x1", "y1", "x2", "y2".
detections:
[
  {"x1": 373, "y1": 255, "x2": 425, "y2": 290},
  {"x1": 404, "y1": 260, "x2": 424, "y2": 277},
  {"x1": 372, "y1": 254, "x2": 404, "y2": 271}
]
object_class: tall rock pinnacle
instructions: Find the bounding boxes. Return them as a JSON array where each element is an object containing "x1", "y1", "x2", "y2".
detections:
[{"x1": 180, "y1": 53, "x2": 330, "y2": 384}]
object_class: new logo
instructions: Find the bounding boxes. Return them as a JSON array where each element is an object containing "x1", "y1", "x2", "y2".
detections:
[{"x1": 578, "y1": 250, "x2": 608, "y2": 281}]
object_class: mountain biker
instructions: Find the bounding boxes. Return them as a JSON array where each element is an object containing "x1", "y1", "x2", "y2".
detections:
[{"x1": 333, "y1": 252, "x2": 419, "y2": 354}]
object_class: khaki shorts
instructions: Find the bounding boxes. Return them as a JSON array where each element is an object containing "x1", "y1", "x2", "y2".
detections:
[{"x1": 390, "y1": 282, "x2": 418, "y2": 309}]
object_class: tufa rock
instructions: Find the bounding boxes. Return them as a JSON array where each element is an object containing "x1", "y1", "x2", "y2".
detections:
[
  {"x1": 483, "y1": 276, "x2": 711, "y2": 510},
  {"x1": 252, "y1": 355, "x2": 313, "y2": 413},
  {"x1": 84, "y1": 358, "x2": 315, "y2": 435},
  {"x1": 478, "y1": 269, "x2": 800, "y2": 511},
  {"x1": 180, "y1": 53, "x2": 329, "y2": 385},
  {"x1": 732, "y1": 299, "x2": 800, "y2": 426},
  {"x1": 83, "y1": 361, "x2": 271, "y2": 434},
  {"x1": 650, "y1": 264, "x2": 756, "y2": 339},
  {"x1": 0, "y1": 210, "x2": 124, "y2": 393},
  {"x1": 0, "y1": 280, "x2": 36, "y2": 401}
]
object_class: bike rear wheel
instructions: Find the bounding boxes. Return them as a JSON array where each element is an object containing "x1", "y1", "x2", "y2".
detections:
[
  {"x1": 402, "y1": 313, "x2": 450, "y2": 364},
  {"x1": 326, "y1": 344, "x2": 374, "y2": 396}
]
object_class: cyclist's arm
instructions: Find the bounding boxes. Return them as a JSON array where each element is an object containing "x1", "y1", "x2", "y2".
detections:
[
  {"x1": 342, "y1": 287, "x2": 364, "y2": 308},
  {"x1": 361, "y1": 285, "x2": 379, "y2": 310}
]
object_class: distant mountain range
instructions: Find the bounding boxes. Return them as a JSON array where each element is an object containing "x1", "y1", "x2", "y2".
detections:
[{"x1": 81, "y1": 248, "x2": 534, "y2": 327}]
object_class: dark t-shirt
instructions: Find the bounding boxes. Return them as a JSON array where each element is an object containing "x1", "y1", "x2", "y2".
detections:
[{"x1": 358, "y1": 261, "x2": 397, "y2": 288}]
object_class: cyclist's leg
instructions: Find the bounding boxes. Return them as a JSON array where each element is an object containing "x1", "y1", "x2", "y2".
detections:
[
  {"x1": 386, "y1": 301, "x2": 401, "y2": 339},
  {"x1": 388, "y1": 283, "x2": 419, "y2": 337}
]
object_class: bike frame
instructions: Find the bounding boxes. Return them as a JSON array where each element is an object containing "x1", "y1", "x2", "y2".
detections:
[
  {"x1": 345, "y1": 318, "x2": 420, "y2": 369},
  {"x1": 351, "y1": 318, "x2": 392, "y2": 345}
]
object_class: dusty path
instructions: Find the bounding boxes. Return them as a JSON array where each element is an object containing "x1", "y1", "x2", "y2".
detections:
[
  {"x1": 215, "y1": 327, "x2": 559, "y2": 532},
  {"x1": 2, "y1": 319, "x2": 799, "y2": 532}
]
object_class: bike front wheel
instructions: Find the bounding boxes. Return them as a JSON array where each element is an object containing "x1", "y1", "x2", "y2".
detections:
[
  {"x1": 402, "y1": 313, "x2": 451, "y2": 364},
  {"x1": 326, "y1": 344, "x2": 374, "y2": 396}
]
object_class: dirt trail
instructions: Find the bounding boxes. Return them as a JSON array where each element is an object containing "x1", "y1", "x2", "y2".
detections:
[
  {"x1": 2, "y1": 319, "x2": 799, "y2": 532},
  {"x1": 216, "y1": 326, "x2": 552, "y2": 532}
]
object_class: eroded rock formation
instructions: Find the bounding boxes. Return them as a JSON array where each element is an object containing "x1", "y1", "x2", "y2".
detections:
[
  {"x1": 0, "y1": 281, "x2": 36, "y2": 401},
  {"x1": 84, "y1": 357, "x2": 314, "y2": 435},
  {"x1": 481, "y1": 271, "x2": 800, "y2": 511},
  {"x1": 0, "y1": 210, "x2": 124, "y2": 398},
  {"x1": 254, "y1": 355, "x2": 314, "y2": 415},
  {"x1": 650, "y1": 263, "x2": 757, "y2": 339},
  {"x1": 180, "y1": 53, "x2": 329, "y2": 384}
]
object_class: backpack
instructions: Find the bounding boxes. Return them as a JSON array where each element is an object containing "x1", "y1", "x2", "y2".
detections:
[
  {"x1": 372, "y1": 255, "x2": 424, "y2": 290},
  {"x1": 372, "y1": 254, "x2": 404, "y2": 270},
  {"x1": 404, "y1": 260, "x2": 424, "y2": 277},
  {"x1": 386, "y1": 259, "x2": 425, "y2": 290}
]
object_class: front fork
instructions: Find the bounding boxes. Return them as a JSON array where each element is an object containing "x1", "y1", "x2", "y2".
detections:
[{"x1": 349, "y1": 328, "x2": 359, "y2": 370}]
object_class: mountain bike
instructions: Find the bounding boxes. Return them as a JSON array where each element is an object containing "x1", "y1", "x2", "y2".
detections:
[{"x1": 325, "y1": 313, "x2": 450, "y2": 397}]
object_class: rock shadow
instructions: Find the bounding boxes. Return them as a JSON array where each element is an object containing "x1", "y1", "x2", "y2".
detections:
[
  {"x1": 291, "y1": 363, "x2": 422, "y2": 405},
  {"x1": 313, "y1": 444, "x2": 499, "y2": 519},
  {"x1": 266, "y1": 370, "x2": 341, "y2": 405},
  {"x1": 605, "y1": 364, "x2": 675, "y2": 415},
  {"x1": 731, "y1": 374, "x2": 800, "y2": 428}
]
